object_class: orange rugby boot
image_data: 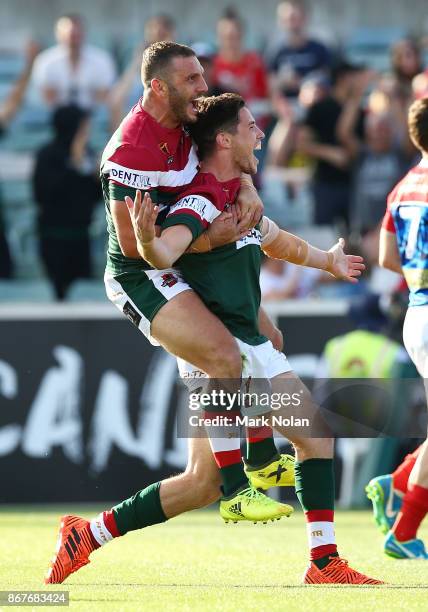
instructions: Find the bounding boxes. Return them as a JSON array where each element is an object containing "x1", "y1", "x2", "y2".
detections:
[
  {"x1": 45, "y1": 515, "x2": 96, "y2": 584},
  {"x1": 303, "y1": 556, "x2": 385, "y2": 585}
]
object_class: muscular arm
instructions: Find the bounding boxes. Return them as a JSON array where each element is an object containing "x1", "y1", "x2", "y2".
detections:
[
  {"x1": 379, "y1": 227, "x2": 402, "y2": 274},
  {"x1": 111, "y1": 199, "x2": 142, "y2": 258},
  {"x1": 139, "y1": 224, "x2": 193, "y2": 269},
  {"x1": 260, "y1": 216, "x2": 364, "y2": 282},
  {"x1": 124, "y1": 191, "x2": 194, "y2": 268}
]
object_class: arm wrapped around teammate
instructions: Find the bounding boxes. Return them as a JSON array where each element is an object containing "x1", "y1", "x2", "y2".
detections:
[
  {"x1": 261, "y1": 217, "x2": 364, "y2": 282},
  {"x1": 261, "y1": 216, "x2": 325, "y2": 268}
]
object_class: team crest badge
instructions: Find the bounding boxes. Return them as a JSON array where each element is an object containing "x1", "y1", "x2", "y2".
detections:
[
  {"x1": 161, "y1": 273, "x2": 178, "y2": 288},
  {"x1": 159, "y1": 142, "x2": 174, "y2": 164}
]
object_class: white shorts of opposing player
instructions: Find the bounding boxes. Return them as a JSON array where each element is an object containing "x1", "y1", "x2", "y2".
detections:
[{"x1": 403, "y1": 305, "x2": 428, "y2": 377}]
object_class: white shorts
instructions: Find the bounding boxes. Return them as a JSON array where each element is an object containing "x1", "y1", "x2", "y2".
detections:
[
  {"x1": 104, "y1": 268, "x2": 191, "y2": 346},
  {"x1": 403, "y1": 305, "x2": 428, "y2": 377},
  {"x1": 177, "y1": 337, "x2": 292, "y2": 400}
]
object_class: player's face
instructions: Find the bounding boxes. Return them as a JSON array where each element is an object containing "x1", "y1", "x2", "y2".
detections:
[
  {"x1": 231, "y1": 107, "x2": 265, "y2": 175},
  {"x1": 166, "y1": 56, "x2": 208, "y2": 123}
]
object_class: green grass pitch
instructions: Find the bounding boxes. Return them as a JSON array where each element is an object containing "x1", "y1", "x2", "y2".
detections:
[{"x1": 1, "y1": 507, "x2": 428, "y2": 611}]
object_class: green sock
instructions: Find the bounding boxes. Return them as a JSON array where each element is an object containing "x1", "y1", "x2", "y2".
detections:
[
  {"x1": 295, "y1": 458, "x2": 338, "y2": 568},
  {"x1": 220, "y1": 463, "x2": 248, "y2": 498},
  {"x1": 112, "y1": 482, "x2": 167, "y2": 535},
  {"x1": 245, "y1": 426, "x2": 279, "y2": 467}
]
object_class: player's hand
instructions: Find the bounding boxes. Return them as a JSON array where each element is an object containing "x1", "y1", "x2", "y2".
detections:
[
  {"x1": 125, "y1": 190, "x2": 159, "y2": 245},
  {"x1": 327, "y1": 238, "x2": 365, "y2": 283},
  {"x1": 207, "y1": 206, "x2": 251, "y2": 249},
  {"x1": 237, "y1": 179, "x2": 263, "y2": 229}
]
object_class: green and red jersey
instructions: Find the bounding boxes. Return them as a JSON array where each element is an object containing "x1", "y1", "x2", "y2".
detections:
[
  {"x1": 163, "y1": 172, "x2": 267, "y2": 346},
  {"x1": 100, "y1": 100, "x2": 199, "y2": 274}
]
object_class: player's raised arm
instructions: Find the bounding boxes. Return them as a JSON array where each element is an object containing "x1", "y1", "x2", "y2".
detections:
[
  {"x1": 125, "y1": 190, "x2": 193, "y2": 268},
  {"x1": 261, "y1": 216, "x2": 365, "y2": 283}
]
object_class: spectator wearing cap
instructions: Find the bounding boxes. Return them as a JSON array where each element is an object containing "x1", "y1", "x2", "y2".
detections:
[
  {"x1": 212, "y1": 9, "x2": 269, "y2": 121},
  {"x1": 33, "y1": 105, "x2": 101, "y2": 299},
  {"x1": 267, "y1": 0, "x2": 331, "y2": 101},
  {"x1": 296, "y1": 61, "x2": 365, "y2": 229},
  {"x1": 32, "y1": 14, "x2": 116, "y2": 111}
]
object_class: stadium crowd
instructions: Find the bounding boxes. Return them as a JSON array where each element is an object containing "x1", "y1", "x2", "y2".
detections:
[{"x1": 0, "y1": 1, "x2": 426, "y2": 300}]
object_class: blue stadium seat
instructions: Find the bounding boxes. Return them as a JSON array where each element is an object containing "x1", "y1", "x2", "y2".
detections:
[
  {"x1": 0, "y1": 279, "x2": 54, "y2": 302},
  {"x1": 67, "y1": 280, "x2": 107, "y2": 302},
  {"x1": 0, "y1": 53, "x2": 24, "y2": 80}
]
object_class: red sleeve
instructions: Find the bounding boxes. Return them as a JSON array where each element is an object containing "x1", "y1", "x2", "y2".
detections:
[{"x1": 382, "y1": 189, "x2": 397, "y2": 233}]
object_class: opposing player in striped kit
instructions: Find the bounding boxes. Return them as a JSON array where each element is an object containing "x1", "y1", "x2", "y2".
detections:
[
  {"x1": 123, "y1": 93, "x2": 383, "y2": 584},
  {"x1": 367, "y1": 97, "x2": 428, "y2": 559}
]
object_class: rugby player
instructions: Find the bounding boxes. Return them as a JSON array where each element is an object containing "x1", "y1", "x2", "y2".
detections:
[
  {"x1": 100, "y1": 40, "x2": 292, "y2": 519},
  {"x1": 366, "y1": 97, "x2": 428, "y2": 560},
  {"x1": 60, "y1": 94, "x2": 379, "y2": 585},
  {"x1": 124, "y1": 93, "x2": 383, "y2": 584},
  {"x1": 44, "y1": 45, "x2": 294, "y2": 584}
]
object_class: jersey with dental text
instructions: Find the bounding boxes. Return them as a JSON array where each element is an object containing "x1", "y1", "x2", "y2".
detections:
[
  {"x1": 382, "y1": 157, "x2": 428, "y2": 306},
  {"x1": 100, "y1": 100, "x2": 199, "y2": 274},
  {"x1": 162, "y1": 172, "x2": 267, "y2": 345}
]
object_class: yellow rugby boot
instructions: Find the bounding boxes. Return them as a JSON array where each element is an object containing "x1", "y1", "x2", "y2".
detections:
[
  {"x1": 245, "y1": 454, "x2": 295, "y2": 490},
  {"x1": 220, "y1": 486, "x2": 293, "y2": 524}
]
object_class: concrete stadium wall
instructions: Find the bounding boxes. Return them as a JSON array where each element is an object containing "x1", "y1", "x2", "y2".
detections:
[{"x1": 1, "y1": 0, "x2": 428, "y2": 50}]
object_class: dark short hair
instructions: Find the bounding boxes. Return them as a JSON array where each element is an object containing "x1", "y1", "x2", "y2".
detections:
[
  {"x1": 189, "y1": 93, "x2": 245, "y2": 159},
  {"x1": 408, "y1": 98, "x2": 428, "y2": 153},
  {"x1": 141, "y1": 41, "x2": 195, "y2": 87},
  {"x1": 219, "y1": 7, "x2": 244, "y2": 32}
]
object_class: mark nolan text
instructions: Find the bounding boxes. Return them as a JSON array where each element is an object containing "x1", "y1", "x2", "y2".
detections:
[{"x1": 189, "y1": 415, "x2": 310, "y2": 428}]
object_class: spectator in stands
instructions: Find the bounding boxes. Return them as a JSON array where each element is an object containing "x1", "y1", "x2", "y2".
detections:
[
  {"x1": 191, "y1": 42, "x2": 223, "y2": 96},
  {"x1": 0, "y1": 41, "x2": 40, "y2": 278},
  {"x1": 338, "y1": 72, "x2": 411, "y2": 233},
  {"x1": 296, "y1": 61, "x2": 365, "y2": 229},
  {"x1": 144, "y1": 13, "x2": 176, "y2": 46},
  {"x1": 212, "y1": 9, "x2": 269, "y2": 121},
  {"x1": 109, "y1": 14, "x2": 176, "y2": 130},
  {"x1": 260, "y1": 257, "x2": 321, "y2": 300},
  {"x1": 261, "y1": 73, "x2": 329, "y2": 229},
  {"x1": 33, "y1": 104, "x2": 101, "y2": 299},
  {"x1": 351, "y1": 112, "x2": 409, "y2": 231},
  {"x1": 268, "y1": 72, "x2": 329, "y2": 168},
  {"x1": 369, "y1": 39, "x2": 422, "y2": 156},
  {"x1": 32, "y1": 14, "x2": 116, "y2": 110},
  {"x1": 267, "y1": 0, "x2": 331, "y2": 100}
]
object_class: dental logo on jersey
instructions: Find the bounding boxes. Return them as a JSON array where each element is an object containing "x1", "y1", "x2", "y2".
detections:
[
  {"x1": 169, "y1": 195, "x2": 219, "y2": 223},
  {"x1": 109, "y1": 166, "x2": 153, "y2": 189},
  {"x1": 161, "y1": 273, "x2": 179, "y2": 288},
  {"x1": 236, "y1": 227, "x2": 262, "y2": 249}
]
